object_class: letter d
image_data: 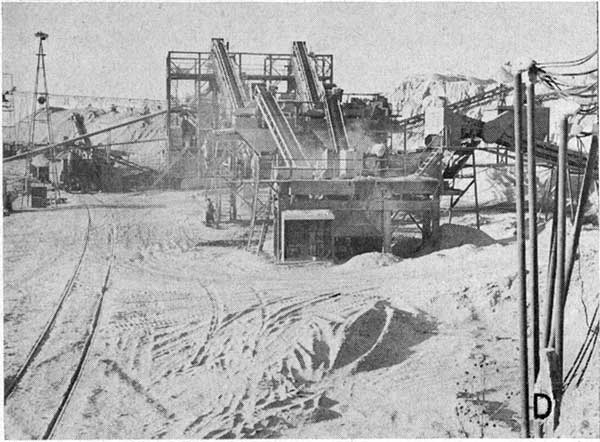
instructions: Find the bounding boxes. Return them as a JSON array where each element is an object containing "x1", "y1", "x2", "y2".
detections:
[{"x1": 533, "y1": 393, "x2": 552, "y2": 419}]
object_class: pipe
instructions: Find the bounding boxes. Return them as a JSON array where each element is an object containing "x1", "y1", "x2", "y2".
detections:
[
  {"x1": 3, "y1": 110, "x2": 167, "y2": 163},
  {"x1": 513, "y1": 72, "x2": 530, "y2": 438},
  {"x1": 553, "y1": 116, "x2": 568, "y2": 391},
  {"x1": 544, "y1": 166, "x2": 556, "y2": 221},
  {"x1": 546, "y1": 133, "x2": 599, "y2": 381},
  {"x1": 526, "y1": 67, "x2": 541, "y2": 389},
  {"x1": 563, "y1": 135, "x2": 598, "y2": 305},
  {"x1": 543, "y1": 200, "x2": 558, "y2": 348}
]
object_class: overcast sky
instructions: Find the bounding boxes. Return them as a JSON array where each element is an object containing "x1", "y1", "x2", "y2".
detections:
[{"x1": 2, "y1": 2, "x2": 598, "y2": 99}]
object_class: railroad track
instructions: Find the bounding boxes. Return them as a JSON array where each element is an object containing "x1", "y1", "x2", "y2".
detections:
[
  {"x1": 4, "y1": 197, "x2": 117, "y2": 439},
  {"x1": 3, "y1": 205, "x2": 92, "y2": 401}
]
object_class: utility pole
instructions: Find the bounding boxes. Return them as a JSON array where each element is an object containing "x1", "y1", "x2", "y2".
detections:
[
  {"x1": 513, "y1": 72, "x2": 530, "y2": 438},
  {"x1": 526, "y1": 64, "x2": 541, "y2": 392},
  {"x1": 527, "y1": 63, "x2": 542, "y2": 438}
]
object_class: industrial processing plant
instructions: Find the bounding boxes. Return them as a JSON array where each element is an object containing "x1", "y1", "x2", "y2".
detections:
[{"x1": 2, "y1": 2, "x2": 598, "y2": 439}]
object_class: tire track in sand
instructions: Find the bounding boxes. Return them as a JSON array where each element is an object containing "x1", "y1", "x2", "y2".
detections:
[{"x1": 190, "y1": 283, "x2": 221, "y2": 367}]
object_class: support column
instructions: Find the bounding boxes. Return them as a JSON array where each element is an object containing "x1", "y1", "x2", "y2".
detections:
[
  {"x1": 422, "y1": 209, "x2": 432, "y2": 240},
  {"x1": 449, "y1": 177, "x2": 456, "y2": 224},
  {"x1": 196, "y1": 53, "x2": 202, "y2": 163},
  {"x1": 382, "y1": 206, "x2": 392, "y2": 253},
  {"x1": 274, "y1": 202, "x2": 280, "y2": 260},
  {"x1": 229, "y1": 189, "x2": 237, "y2": 221},
  {"x1": 166, "y1": 54, "x2": 172, "y2": 173},
  {"x1": 472, "y1": 151, "x2": 480, "y2": 230},
  {"x1": 403, "y1": 125, "x2": 408, "y2": 176},
  {"x1": 330, "y1": 220, "x2": 336, "y2": 262},
  {"x1": 275, "y1": 185, "x2": 287, "y2": 262},
  {"x1": 431, "y1": 193, "x2": 440, "y2": 243},
  {"x1": 215, "y1": 193, "x2": 222, "y2": 229}
]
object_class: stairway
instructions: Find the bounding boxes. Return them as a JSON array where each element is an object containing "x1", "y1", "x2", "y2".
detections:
[
  {"x1": 246, "y1": 169, "x2": 273, "y2": 252},
  {"x1": 415, "y1": 148, "x2": 456, "y2": 177}
]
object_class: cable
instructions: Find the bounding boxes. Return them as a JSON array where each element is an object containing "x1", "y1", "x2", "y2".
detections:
[
  {"x1": 535, "y1": 68, "x2": 598, "y2": 113},
  {"x1": 537, "y1": 50, "x2": 598, "y2": 68},
  {"x1": 545, "y1": 67, "x2": 598, "y2": 77},
  {"x1": 537, "y1": 70, "x2": 597, "y2": 91},
  {"x1": 563, "y1": 303, "x2": 598, "y2": 388}
]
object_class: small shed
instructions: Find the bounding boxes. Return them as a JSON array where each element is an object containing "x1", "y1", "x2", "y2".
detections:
[{"x1": 281, "y1": 209, "x2": 335, "y2": 261}]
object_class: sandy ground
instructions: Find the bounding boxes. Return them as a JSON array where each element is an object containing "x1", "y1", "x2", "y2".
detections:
[{"x1": 3, "y1": 190, "x2": 598, "y2": 438}]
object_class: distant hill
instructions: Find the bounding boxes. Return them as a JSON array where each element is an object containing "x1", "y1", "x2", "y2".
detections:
[{"x1": 389, "y1": 72, "x2": 597, "y2": 151}]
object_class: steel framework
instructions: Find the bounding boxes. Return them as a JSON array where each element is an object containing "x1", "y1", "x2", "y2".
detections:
[{"x1": 166, "y1": 48, "x2": 333, "y2": 158}]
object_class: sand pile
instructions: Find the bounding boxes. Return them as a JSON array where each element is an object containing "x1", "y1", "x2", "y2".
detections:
[
  {"x1": 583, "y1": 188, "x2": 599, "y2": 225},
  {"x1": 389, "y1": 74, "x2": 498, "y2": 122},
  {"x1": 438, "y1": 223, "x2": 497, "y2": 250},
  {"x1": 339, "y1": 252, "x2": 401, "y2": 270}
]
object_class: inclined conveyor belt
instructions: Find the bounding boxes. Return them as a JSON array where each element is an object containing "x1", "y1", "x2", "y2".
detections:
[
  {"x1": 324, "y1": 94, "x2": 350, "y2": 152},
  {"x1": 211, "y1": 38, "x2": 248, "y2": 109},
  {"x1": 293, "y1": 41, "x2": 349, "y2": 153},
  {"x1": 292, "y1": 41, "x2": 322, "y2": 105},
  {"x1": 254, "y1": 84, "x2": 309, "y2": 170}
]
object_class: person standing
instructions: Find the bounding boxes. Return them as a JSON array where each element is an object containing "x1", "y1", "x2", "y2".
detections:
[{"x1": 205, "y1": 198, "x2": 215, "y2": 227}]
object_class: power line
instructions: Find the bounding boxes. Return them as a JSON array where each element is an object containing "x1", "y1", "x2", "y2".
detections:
[{"x1": 537, "y1": 50, "x2": 598, "y2": 68}]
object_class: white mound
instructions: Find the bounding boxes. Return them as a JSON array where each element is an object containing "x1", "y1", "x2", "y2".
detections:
[
  {"x1": 439, "y1": 223, "x2": 497, "y2": 250},
  {"x1": 340, "y1": 252, "x2": 401, "y2": 270}
]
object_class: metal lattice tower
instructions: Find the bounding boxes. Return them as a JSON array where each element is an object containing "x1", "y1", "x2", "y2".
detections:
[
  {"x1": 29, "y1": 32, "x2": 54, "y2": 154},
  {"x1": 26, "y1": 31, "x2": 60, "y2": 201}
]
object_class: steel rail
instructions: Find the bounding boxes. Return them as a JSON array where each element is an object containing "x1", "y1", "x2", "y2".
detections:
[
  {"x1": 44, "y1": 195, "x2": 116, "y2": 439},
  {"x1": 4, "y1": 204, "x2": 92, "y2": 402}
]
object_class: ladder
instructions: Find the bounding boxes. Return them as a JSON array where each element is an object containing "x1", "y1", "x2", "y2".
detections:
[
  {"x1": 255, "y1": 190, "x2": 273, "y2": 254},
  {"x1": 246, "y1": 164, "x2": 273, "y2": 253}
]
